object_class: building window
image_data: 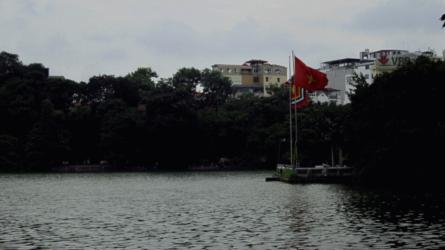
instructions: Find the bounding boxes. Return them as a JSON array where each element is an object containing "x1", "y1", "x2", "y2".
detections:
[
  {"x1": 365, "y1": 65, "x2": 369, "y2": 69},
  {"x1": 277, "y1": 78, "x2": 280, "y2": 82},
  {"x1": 365, "y1": 74, "x2": 369, "y2": 79},
  {"x1": 275, "y1": 69, "x2": 281, "y2": 74},
  {"x1": 253, "y1": 77, "x2": 259, "y2": 83},
  {"x1": 265, "y1": 77, "x2": 269, "y2": 82}
]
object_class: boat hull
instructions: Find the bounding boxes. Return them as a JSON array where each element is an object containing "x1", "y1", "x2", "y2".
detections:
[{"x1": 273, "y1": 164, "x2": 354, "y2": 183}]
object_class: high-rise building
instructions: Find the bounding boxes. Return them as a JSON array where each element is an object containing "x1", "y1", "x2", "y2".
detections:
[{"x1": 212, "y1": 59, "x2": 287, "y2": 96}]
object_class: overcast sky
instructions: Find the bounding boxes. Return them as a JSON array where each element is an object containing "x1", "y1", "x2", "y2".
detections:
[{"x1": 1, "y1": 0, "x2": 444, "y2": 82}]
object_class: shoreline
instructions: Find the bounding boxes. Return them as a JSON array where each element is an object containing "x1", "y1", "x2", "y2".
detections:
[{"x1": 0, "y1": 165, "x2": 274, "y2": 174}]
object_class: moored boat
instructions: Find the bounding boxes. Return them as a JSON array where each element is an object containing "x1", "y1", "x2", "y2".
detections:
[{"x1": 274, "y1": 164, "x2": 354, "y2": 183}]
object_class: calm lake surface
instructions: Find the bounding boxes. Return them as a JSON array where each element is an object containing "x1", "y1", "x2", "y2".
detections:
[{"x1": 1, "y1": 172, "x2": 445, "y2": 249}]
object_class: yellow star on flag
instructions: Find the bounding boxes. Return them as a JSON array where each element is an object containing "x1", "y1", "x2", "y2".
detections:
[{"x1": 307, "y1": 74, "x2": 315, "y2": 85}]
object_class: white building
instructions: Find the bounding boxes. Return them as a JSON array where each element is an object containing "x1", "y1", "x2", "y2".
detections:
[
  {"x1": 317, "y1": 48, "x2": 443, "y2": 105},
  {"x1": 319, "y1": 58, "x2": 373, "y2": 104}
]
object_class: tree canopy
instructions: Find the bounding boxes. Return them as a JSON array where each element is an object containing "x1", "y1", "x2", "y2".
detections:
[
  {"x1": 1, "y1": 51, "x2": 444, "y2": 187},
  {"x1": 346, "y1": 56, "x2": 445, "y2": 185}
]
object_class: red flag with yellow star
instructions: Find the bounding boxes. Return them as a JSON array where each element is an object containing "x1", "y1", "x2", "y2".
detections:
[{"x1": 294, "y1": 57, "x2": 328, "y2": 91}]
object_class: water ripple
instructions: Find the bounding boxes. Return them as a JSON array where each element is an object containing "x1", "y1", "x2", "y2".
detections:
[{"x1": 1, "y1": 172, "x2": 445, "y2": 249}]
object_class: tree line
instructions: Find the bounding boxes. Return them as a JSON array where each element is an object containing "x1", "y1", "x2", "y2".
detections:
[{"x1": 0, "y1": 51, "x2": 444, "y2": 185}]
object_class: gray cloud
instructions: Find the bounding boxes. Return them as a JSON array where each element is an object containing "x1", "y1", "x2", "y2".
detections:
[
  {"x1": 0, "y1": 0, "x2": 443, "y2": 82},
  {"x1": 351, "y1": 0, "x2": 444, "y2": 33},
  {"x1": 345, "y1": 0, "x2": 445, "y2": 52}
]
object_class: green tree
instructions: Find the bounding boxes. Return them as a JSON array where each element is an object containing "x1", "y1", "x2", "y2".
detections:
[
  {"x1": 87, "y1": 75, "x2": 140, "y2": 106},
  {"x1": 198, "y1": 86, "x2": 289, "y2": 168},
  {"x1": 200, "y1": 69, "x2": 232, "y2": 109},
  {"x1": 66, "y1": 105, "x2": 101, "y2": 164},
  {"x1": 24, "y1": 63, "x2": 48, "y2": 80},
  {"x1": 0, "y1": 134, "x2": 20, "y2": 171},
  {"x1": 0, "y1": 52, "x2": 24, "y2": 83},
  {"x1": 172, "y1": 67, "x2": 201, "y2": 92},
  {"x1": 299, "y1": 103, "x2": 350, "y2": 167},
  {"x1": 99, "y1": 99, "x2": 145, "y2": 167},
  {"x1": 0, "y1": 79, "x2": 40, "y2": 138},
  {"x1": 347, "y1": 57, "x2": 445, "y2": 185},
  {"x1": 44, "y1": 78, "x2": 80, "y2": 111},
  {"x1": 142, "y1": 81, "x2": 200, "y2": 169},
  {"x1": 126, "y1": 67, "x2": 157, "y2": 89},
  {"x1": 25, "y1": 99, "x2": 70, "y2": 171}
]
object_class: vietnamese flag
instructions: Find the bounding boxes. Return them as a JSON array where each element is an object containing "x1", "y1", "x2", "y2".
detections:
[{"x1": 294, "y1": 57, "x2": 328, "y2": 91}]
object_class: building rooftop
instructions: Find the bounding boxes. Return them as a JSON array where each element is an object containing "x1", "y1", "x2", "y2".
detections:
[
  {"x1": 322, "y1": 58, "x2": 373, "y2": 65},
  {"x1": 370, "y1": 49, "x2": 408, "y2": 54},
  {"x1": 245, "y1": 59, "x2": 268, "y2": 65},
  {"x1": 212, "y1": 64, "x2": 244, "y2": 67}
]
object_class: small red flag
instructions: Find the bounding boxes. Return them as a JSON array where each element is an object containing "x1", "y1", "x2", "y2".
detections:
[{"x1": 294, "y1": 57, "x2": 328, "y2": 91}]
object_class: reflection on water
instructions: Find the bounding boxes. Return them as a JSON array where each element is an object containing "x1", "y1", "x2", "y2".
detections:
[{"x1": 0, "y1": 172, "x2": 444, "y2": 249}]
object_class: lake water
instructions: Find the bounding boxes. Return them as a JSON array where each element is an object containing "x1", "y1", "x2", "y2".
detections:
[{"x1": 1, "y1": 172, "x2": 445, "y2": 249}]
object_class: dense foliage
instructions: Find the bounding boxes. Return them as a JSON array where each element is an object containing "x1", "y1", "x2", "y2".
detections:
[
  {"x1": 0, "y1": 52, "x2": 292, "y2": 171},
  {"x1": 347, "y1": 56, "x2": 445, "y2": 185},
  {"x1": 1, "y1": 51, "x2": 444, "y2": 186}
]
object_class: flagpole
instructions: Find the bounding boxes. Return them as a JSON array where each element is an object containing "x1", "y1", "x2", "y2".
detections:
[
  {"x1": 292, "y1": 51, "x2": 298, "y2": 169},
  {"x1": 288, "y1": 55, "x2": 293, "y2": 167},
  {"x1": 294, "y1": 95, "x2": 298, "y2": 168}
]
